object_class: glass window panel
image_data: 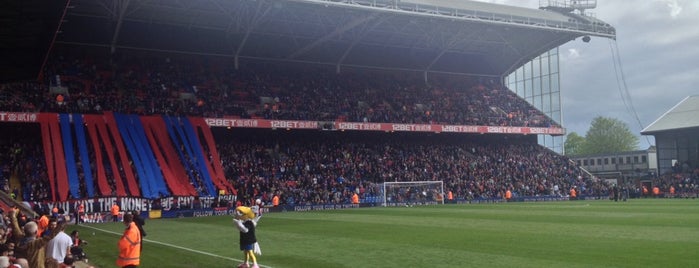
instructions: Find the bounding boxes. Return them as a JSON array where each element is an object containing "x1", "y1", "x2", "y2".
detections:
[
  {"x1": 542, "y1": 76, "x2": 550, "y2": 94},
  {"x1": 542, "y1": 95, "x2": 551, "y2": 113},
  {"x1": 533, "y1": 94, "x2": 541, "y2": 108},
  {"x1": 517, "y1": 80, "x2": 524, "y2": 95},
  {"x1": 523, "y1": 62, "x2": 531, "y2": 77},
  {"x1": 525, "y1": 79, "x2": 532, "y2": 98},
  {"x1": 551, "y1": 77, "x2": 559, "y2": 92},
  {"x1": 551, "y1": 54, "x2": 559, "y2": 72},
  {"x1": 516, "y1": 67, "x2": 524, "y2": 79}
]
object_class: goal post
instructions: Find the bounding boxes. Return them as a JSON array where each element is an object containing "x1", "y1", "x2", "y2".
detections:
[{"x1": 380, "y1": 181, "x2": 445, "y2": 207}]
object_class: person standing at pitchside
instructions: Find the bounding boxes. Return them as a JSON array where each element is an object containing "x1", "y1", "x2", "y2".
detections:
[
  {"x1": 111, "y1": 203, "x2": 121, "y2": 222},
  {"x1": 116, "y1": 213, "x2": 141, "y2": 268},
  {"x1": 131, "y1": 211, "x2": 146, "y2": 253}
]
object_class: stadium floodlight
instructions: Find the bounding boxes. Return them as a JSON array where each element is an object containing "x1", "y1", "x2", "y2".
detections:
[{"x1": 379, "y1": 181, "x2": 444, "y2": 207}]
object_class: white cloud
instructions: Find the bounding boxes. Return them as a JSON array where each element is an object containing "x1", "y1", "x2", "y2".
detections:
[
  {"x1": 565, "y1": 48, "x2": 580, "y2": 60},
  {"x1": 656, "y1": 0, "x2": 683, "y2": 18}
]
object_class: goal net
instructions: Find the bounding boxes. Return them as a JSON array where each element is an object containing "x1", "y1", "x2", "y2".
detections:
[{"x1": 379, "y1": 181, "x2": 444, "y2": 207}]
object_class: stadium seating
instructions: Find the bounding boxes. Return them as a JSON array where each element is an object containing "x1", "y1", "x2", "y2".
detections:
[{"x1": 0, "y1": 50, "x2": 612, "y2": 204}]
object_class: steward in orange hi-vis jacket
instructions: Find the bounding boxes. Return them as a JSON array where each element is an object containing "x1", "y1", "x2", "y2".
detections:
[{"x1": 117, "y1": 213, "x2": 141, "y2": 267}]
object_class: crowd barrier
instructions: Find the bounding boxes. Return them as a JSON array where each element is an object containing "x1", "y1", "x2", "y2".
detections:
[{"x1": 25, "y1": 194, "x2": 626, "y2": 222}]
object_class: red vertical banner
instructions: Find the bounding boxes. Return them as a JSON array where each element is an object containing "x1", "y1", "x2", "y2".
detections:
[
  {"x1": 141, "y1": 116, "x2": 180, "y2": 195},
  {"x1": 38, "y1": 113, "x2": 57, "y2": 201},
  {"x1": 104, "y1": 112, "x2": 140, "y2": 197},
  {"x1": 152, "y1": 117, "x2": 197, "y2": 196},
  {"x1": 48, "y1": 118, "x2": 69, "y2": 201},
  {"x1": 141, "y1": 116, "x2": 195, "y2": 196},
  {"x1": 189, "y1": 117, "x2": 235, "y2": 194},
  {"x1": 94, "y1": 120, "x2": 126, "y2": 197},
  {"x1": 84, "y1": 115, "x2": 113, "y2": 196}
]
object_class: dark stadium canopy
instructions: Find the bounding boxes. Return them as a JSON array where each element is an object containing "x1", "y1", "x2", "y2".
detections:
[
  {"x1": 0, "y1": 0, "x2": 67, "y2": 82},
  {"x1": 2, "y1": 0, "x2": 615, "y2": 82}
]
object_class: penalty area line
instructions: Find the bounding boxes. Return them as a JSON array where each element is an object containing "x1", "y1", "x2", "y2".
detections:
[{"x1": 80, "y1": 224, "x2": 273, "y2": 268}]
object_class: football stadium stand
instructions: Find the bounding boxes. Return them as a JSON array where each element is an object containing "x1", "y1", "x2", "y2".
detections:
[{"x1": 1, "y1": 0, "x2": 652, "y2": 217}]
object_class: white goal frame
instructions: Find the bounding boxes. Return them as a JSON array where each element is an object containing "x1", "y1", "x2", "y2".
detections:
[{"x1": 380, "y1": 181, "x2": 444, "y2": 207}]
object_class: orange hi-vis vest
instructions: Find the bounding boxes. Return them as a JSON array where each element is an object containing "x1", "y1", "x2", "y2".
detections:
[
  {"x1": 351, "y1": 193, "x2": 359, "y2": 204},
  {"x1": 112, "y1": 204, "x2": 120, "y2": 216},
  {"x1": 37, "y1": 215, "x2": 49, "y2": 237},
  {"x1": 272, "y1": 195, "x2": 280, "y2": 206},
  {"x1": 117, "y1": 222, "x2": 141, "y2": 267}
]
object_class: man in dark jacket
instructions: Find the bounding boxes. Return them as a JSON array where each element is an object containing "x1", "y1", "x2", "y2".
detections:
[{"x1": 131, "y1": 211, "x2": 146, "y2": 252}]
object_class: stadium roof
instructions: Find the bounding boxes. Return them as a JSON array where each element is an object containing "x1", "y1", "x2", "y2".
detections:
[
  {"x1": 0, "y1": 0, "x2": 66, "y2": 82},
  {"x1": 2, "y1": 0, "x2": 615, "y2": 82},
  {"x1": 641, "y1": 95, "x2": 699, "y2": 135}
]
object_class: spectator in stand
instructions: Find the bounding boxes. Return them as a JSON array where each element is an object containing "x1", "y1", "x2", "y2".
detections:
[
  {"x1": 68, "y1": 230, "x2": 87, "y2": 261},
  {"x1": 0, "y1": 242, "x2": 15, "y2": 259},
  {"x1": 9, "y1": 209, "x2": 66, "y2": 268},
  {"x1": 59, "y1": 254, "x2": 74, "y2": 268},
  {"x1": 14, "y1": 257, "x2": 29, "y2": 268},
  {"x1": 40, "y1": 217, "x2": 57, "y2": 239},
  {"x1": 0, "y1": 256, "x2": 9, "y2": 268},
  {"x1": 46, "y1": 219, "x2": 73, "y2": 264}
]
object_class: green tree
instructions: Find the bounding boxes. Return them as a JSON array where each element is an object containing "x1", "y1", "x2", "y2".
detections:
[
  {"x1": 583, "y1": 116, "x2": 639, "y2": 154},
  {"x1": 564, "y1": 132, "x2": 586, "y2": 156}
]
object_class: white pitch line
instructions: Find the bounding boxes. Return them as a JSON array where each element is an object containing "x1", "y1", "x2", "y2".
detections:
[{"x1": 80, "y1": 224, "x2": 273, "y2": 268}]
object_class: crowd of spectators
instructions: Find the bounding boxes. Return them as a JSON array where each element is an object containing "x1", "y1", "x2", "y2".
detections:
[
  {"x1": 0, "y1": 207, "x2": 88, "y2": 268},
  {"x1": 0, "y1": 50, "x2": 696, "y2": 205},
  {"x1": 1, "y1": 123, "x2": 616, "y2": 205},
  {"x1": 1, "y1": 50, "x2": 558, "y2": 128},
  {"x1": 650, "y1": 164, "x2": 699, "y2": 198},
  {"x1": 0, "y1": 125, "x2": 47, "y2": 202},
  {"x1": 218, "y1": 130, "x2": 611, "y2": 206}
]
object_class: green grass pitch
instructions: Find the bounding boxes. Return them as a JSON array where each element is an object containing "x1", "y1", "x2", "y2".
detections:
[{"x1": 70, "y1": 199, "x2": 699, "y2": 268}]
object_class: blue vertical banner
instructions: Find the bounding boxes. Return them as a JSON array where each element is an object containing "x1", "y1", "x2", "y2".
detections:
[
  {"x1": 114, "y1": 113, "x2": 171, "y2": 198},
  {"x1": 163, "y1": 116, "x2": 199, "y2": 191},
  {"x1": 72, "y1": 114, "x2": 95, "y2": 198},
  {"x1": 59, "y1": 114, "x2": 81, "y2": 199},
  {"x1": 181, "y1": 118, "x2": 216, "y2": 196}
]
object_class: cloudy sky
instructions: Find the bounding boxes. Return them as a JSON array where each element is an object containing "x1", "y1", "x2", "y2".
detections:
[{"x1": 475, "y1": 0, "x2": 698, "y2": 149}]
